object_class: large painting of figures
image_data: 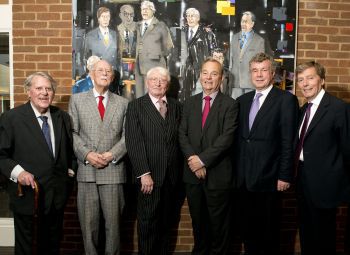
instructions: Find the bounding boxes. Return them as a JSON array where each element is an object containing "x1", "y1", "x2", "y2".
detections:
[{"x1": 72, "y1": 0, "x2": 297, "y2": 101}]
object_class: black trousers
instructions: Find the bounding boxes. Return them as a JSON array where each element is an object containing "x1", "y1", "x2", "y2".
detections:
[
  {"x1": 296, "y1": 170, "x2": 337, "y2": 255},
  {"x1": 238, "y1": 188, "x2": 280, "y2": 255},
  {"x1": 186, "y1": 183, "x2": 231, "y2": 255},
  {"x1": 13, "y1": 207, "x2": 64, "y2": 255}
]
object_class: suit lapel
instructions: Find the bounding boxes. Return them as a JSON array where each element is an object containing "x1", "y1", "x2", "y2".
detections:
[
  {"x1": 305, "y1": 93, "x2": 330, "y2": 137},
  {"x1": 143, "y1": 94, "x2": 166, "y2": 133},
  {"x1": 143, "y1": 18, "x2": 158, "y2": 38},
  {"x1": 50, "y1": 107, "x2": 62, "y2": 161},
  {"x1": 86, "y1": 90, "x2": 103, "y2": 124},
  {"x1": 102, "y1": 91, "x2": 117, "y2": 130},
  {"x1": 202, "y1": 92, "x2": 222, "y2": 133},
  {"x1": 243, "y1": 92, "x2": 255, "y2": 136}
]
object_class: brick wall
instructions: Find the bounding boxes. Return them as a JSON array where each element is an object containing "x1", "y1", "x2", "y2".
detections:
[{"x1": 11, "y1": 0, "x2": 350, "y2": 254}]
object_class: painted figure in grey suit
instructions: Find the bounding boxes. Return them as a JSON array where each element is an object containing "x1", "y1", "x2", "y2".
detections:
[
  {"x1": 125, "y1": 67, "x2": 182, "y2": 255},
  {"x1": 135, "y1": 0, "x2": 174, "y2": 99},
  {"x1": 229, "y1": 11, "x2": 265, "y2": 99},
  {"x1": 84, "y1": 7, "x2": 119, "y2": 70},
  {"x1": 69, "y1": 60, "x2": 128, "y2": 255},
  {"x1": 117, "y1": 4, "x2": 137, "y2": 58}
]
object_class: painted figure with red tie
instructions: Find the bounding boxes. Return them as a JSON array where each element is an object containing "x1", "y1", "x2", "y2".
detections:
[
  {"x1": 179, "y1": 58, "x2": 239, "y2": 254},
  {"x1": 69, "y1": 60, "x2": 128, "y2": 255}
]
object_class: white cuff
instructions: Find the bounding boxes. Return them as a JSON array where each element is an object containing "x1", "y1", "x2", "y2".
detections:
[{"x1": 10, "y1": 165, "x2": 25, "y2": 183}]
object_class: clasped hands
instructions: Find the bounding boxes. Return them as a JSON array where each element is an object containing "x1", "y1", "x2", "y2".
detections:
[
  {"x1": 188, "y1": 155, "x2": 206, "y2": 180},
  {"x1": 86, "y1": 151, "x2": 113, "y2": 169}
]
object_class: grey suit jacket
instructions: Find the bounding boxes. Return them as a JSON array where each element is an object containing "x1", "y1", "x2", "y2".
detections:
[
  {"x1": 136, "y1": 17, "x2": 173, "y2": 75},
  {"x1": 84, "y1": 27, "x2": 119, "y2": 70},
  {"x1": 229, "y1": 31, "x2": 265, "y2": 89},
  {"x1": 68, "y1": 90, "x2": 128, "y2": 184}
]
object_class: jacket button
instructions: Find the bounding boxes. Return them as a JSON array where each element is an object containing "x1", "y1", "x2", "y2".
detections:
[{"x1": 246, "y1": 139, "x2": 250, "y2": 143}]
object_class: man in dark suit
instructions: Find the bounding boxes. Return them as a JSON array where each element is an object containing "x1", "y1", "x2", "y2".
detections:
[
  {"x1": 0, "y1": 72, "x2": 75, "y2": 255},
  {"x1": 179, "y1": 58, "x2": 239, "y2": 254},
  {"x1": 294, "y1": 61, "x2": 350, "y2": 255},
  {"x1": 236, "y1": 53, "x2": 299, "y2": 255},
  {"x1": 125, "y1": 66, "x2": 182, "y2": 255}
]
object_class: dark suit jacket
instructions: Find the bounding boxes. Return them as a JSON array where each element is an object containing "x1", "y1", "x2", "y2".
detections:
[
  {"x1": 0, "y1": 102, "x2": 75, "y2": 215},
  {"x1": 236, "y1": 87, "x2": 299, "y2": 192},
  {"x1": 179, "y1": 92, "x2": 239, "y2": 190},
  {"x1": 298, "y1": 92, "x2": 350, "y2": 208},
  {"x1": 125, "y1": 94, "x2": 182, "y2": 186}
]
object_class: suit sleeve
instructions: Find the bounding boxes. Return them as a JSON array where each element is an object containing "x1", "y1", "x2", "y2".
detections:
[
  {"x1": 125, "y1": 102, "x2": 151, "y2": 177},
  {"x1": 278, "y1": 94, "x2": 299, "y2": 181},
  {"x1": 178, "y1": 101, "x2": 196, "y2": 159},
  {"x1": 199, "y1": 100, "x2": 239, "y2": 168},
  {"x1": 109, "y1": 101, "x2": 127, "y2": 163},
  {"x1": 338, "y1": 102, "x2": 350, "y2": 170}
]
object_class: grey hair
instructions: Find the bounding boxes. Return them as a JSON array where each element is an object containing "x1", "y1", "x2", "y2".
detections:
[
  {"x1": 242, "y1": 11, "x2": 256, "y2": 23},
  {"x1": 186, "y1": 8, "x2": 200, "y2": 20},
  {"x1": 146, "y1": 66, "x2": 171, "y2": 82},
  {"x1": 24, "y1": 72, "x2": 57, "y2": 93},
  {"x1": 141, "y1": 1, "x2": 156, "y2": 12},
  {"x1": 120, "y1": 4, "x2": 134, "y2": 13}
]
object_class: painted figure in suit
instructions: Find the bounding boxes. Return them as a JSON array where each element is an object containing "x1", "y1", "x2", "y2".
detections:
[
  {"x1": 125, "y1": 66, "x2": 182, "y2": 255},
  {"x1": 229, "y1": 11, "x2": 265, "y2": 99},
  {"x1": 84, "y1": 7, "x2": 119, "y2": 70},
  {"x1": 180, "y1": 8, "x2": 217, "y2": 101},
  {"x1": 0, "y1": 72, "x2": 75, "y2": 255},
  {"x1": 135, "y1": 0, "x2": 174, "y2": 99},
  {"x1": 212, "y1": 48, "x2": 234, "y2": 97},
  {"x1": 236, "y1": 53, "x2": 299, "y2": 255},
  {"x1": 179, "y1": 58, "x2": 239, "y2": 254},
  {"x1": 69, "y1": 60, "x2": 128, "y2": 255},
  {"x1": 294, "y1": 61, "x2": 350, "y2": 255},
  {"x1": 72, "y1": 55, "x2": 100, "y2": 94},
  {"x1": 117, "y1": 4, "x2": 137, "y2": 59}
]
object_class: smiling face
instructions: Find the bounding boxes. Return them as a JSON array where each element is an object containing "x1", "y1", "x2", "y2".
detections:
[
  {"x1": 297, "y1": 67, "x2": 324, "y2": 101},
  {"x1": 146, "y1": 69, "x2": 169, "y2": 99},
  {"x1": 250, "y1": 60, "x2": 275, "y2": 91},
  {"x1": 92, "y1": 60, "x2": 113, "y2": 93},
  {"x1": 141, "y1": 6, "x2": 154, "y2": 20},
  {"x1": 27, "y1": 75, "x2": 55, "y2": 114},
  {"x1": 200, "y1": 60, "x2": 223, "y2": 95},
  {"x1": 98, "y1": 11, "x2": 111, "y2": 28}
]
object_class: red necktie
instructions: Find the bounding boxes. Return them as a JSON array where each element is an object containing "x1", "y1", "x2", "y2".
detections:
[
  {"x1": 98, "y1": 95, "x2": 105, "y2": 120},
  {"x1": 202, "y1": 96, "x2": 211, "y2": 128}
]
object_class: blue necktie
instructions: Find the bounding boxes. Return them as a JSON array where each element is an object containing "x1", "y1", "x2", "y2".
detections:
[
  {"x1": 240, "y1": 33, "x2": 246, "y2": 49},
  {"x1": 248, "y1": 93, "x2": 262, "y2": 130},
  {"x1": 39, "y1": 116, "x2": 53, "y2": 155}
]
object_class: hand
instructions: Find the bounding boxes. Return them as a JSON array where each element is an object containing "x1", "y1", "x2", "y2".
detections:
[
  {"x1": 188, "y1": 155, "x2": 204, "y2": 172},
  {"x1": 277, "y1": 180, "x2": 290, "y2": 192},
  {"x1": 195, "y1": 167, "x2": 206, "y2": 180},
  {"x1": 101, "y1": 151, "x2": 114, "y2": 163},
  {"x1": 86, "y1": 152, "x2": 108, "y2": 169},
  {"x1": 140, "y1": 174, "x2": 154, "y2": 194},
  {"x1": 17, "y1": 171, "x2": 35, "y2": 189}
]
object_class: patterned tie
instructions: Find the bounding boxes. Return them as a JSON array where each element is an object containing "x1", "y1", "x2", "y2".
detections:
[
  {"x1": 38, "y1": 116, "x2": 53, "y2": 155},
  {"x1": 103, "y1": 32, "x2": 109, "y2": 46},
  {"x1": 240, "y1": 33, "x2": 246, "y2": 49},
  {"x1": 248, "y1": 93, "x2": 262, "y2": 130},
  {"x1": 202, "y1": 96, "x2": 211, "y2": 128},
  {"x1": 98, "y1": 95, "x2": 105, "y2": 120},
  {"x1": 294, "y1": 103, "x2": 313, "y2": 175},
  {"x1": 142, "y1": 22, "x2": 148, "y2": 36},
  {"x1": 158, "y1": 100, "x2": 167, "y2": 119}
]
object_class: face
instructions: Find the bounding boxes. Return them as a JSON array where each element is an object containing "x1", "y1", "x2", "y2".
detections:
[
  {"x1": 98, "y1": 11, "x2": 111, "y2": 28},
  {"x1": 186, "y1": 13, "x2": 200, "y2": 28},
  {"x1": 297, "y1": 67, "x2": 324, "y2": 101},
  {"x1": 200, "y1": 61, "x2": 223, "y2": 95},
  {"x1": 146, "y1": 71, "x2": 169, "y2": 98},
  {"x1": 241, "y1": 14, "x2": 254, "y2": 33},
  {"x1": 141, "y1": 6, "x2": 154, "y2": 20},
  {"x1": 250, "y1": 60, "x2": 275, "y2": 91},
  {"x1": 27, "y1": 75, "x2": 55, "y2": 114},
  {"x1": 92, "y1": 61, "x2": 113, "y2": 91},
  {"x1": 212, "y1": 52, "x2": 224, "y2": 65},
  {"x1": 120, "y1": 7, "x2": 134, "y2": 26}
]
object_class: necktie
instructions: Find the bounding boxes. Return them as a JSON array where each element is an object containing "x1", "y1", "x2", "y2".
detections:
[
  {"x1": 142, "y1": 22, "x2": 148, "y2": 36},
  {"x1": 103, "y1": 32, "x2": 109, "y2": 46},
  {"x1": 202, "y1": 96, "x2": 211, "y2": 128},
  {"x1": 98, "y1": 95, "x2": 105, "y2": 120},
  {"x1": 240, "y1": 33, "x2": 246, "y2": 49},
  {"x1": 189, "y1": 29, "x2": 194, "y2": 41},
  {"x1": 158, "y1": 100, "x2": 167, "y2": 119},
  {"x1": 248, "y1": 93, "x2": 262, "y2": 130},
  {"x1": 294, "y1": 103, "x2": 313, "y2": 174},
  {"x1": 38, "y1": 116, "x2": 53, "y2": 155}
]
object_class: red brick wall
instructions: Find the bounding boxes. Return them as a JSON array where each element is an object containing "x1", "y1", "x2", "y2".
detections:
[{"x1": 12, "y1": 0, "x2": 350, "y2": 253}]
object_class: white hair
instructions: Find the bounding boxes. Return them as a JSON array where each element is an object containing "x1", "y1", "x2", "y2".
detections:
[
  {"x1": 86, "y1": 55, "x2": 101, "y2": 71},
  {"x1": 186, "y1": 8, "x2": 200, "y2": 19},
  {"x1": 141, "y1": 1, "x2": 156, "y2": 12}
]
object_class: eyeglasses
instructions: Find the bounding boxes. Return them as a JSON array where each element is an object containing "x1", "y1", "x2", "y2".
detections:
[
  {"x1": 149, "y1": 77, "x2": 168, "y2": 84},
  {"x1": 123, "y1": 11, "x2": 134, "y2": 18}
]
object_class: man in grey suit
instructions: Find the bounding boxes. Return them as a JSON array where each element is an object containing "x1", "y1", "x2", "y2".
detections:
[
  {"x1": 69, "y1": 60, "x2": 128, "y2": 255},
  {"x1": 229, "y1": 11, "x2": 265, "y2": 99},
  {"x1": 135, "y1": 0, "x2": 173, "y2": 99},
  {"x1": 84, "y1": 7, "x2": 119, "y2": 70}
]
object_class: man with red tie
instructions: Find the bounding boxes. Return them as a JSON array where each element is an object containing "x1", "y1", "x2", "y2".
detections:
[
  {"x1": 179, "y1": 58, "x2": 239, "y2": 254},
  {"x1": 295, "y1": 61, "x2": 350, "y2": 255},
  {"x1": 69, "y1": 60, "x2": 128, "y2": 255}
]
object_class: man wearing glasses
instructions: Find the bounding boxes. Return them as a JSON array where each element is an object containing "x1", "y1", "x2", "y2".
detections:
[{"x1": 117, "y1": 4, "x2": 137, "y2": 58}]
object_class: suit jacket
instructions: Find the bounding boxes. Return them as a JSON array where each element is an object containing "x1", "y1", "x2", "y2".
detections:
[
  {"x1": 229, "y1": 31, "x2": 265, "y2": 89},
  {"x1": 297, "y1": 92, "x2": 350, "y2": 208},
  {"x1": 179, "y1": 92, "x2": 239, "y2": 190},
  {"x1": 68, "y1": 90, "x2": 128, "y2": 184},
  {"x1": 125, "y1": 94, "x2": 182, "y2": 187},
  {"x1": 236, "y1": 87, "x2": 299, "y2": 191},
  {"x1": 136, "y1": 17, "x2": 173, "y2": 75},
  {"x1": 117, "y1": 22, "x2": 137, "y2": 58},
  {"x1": 0, "y1": 102, "x2": 75, "y2": 215},
  {"x1": 84, "y1": 27, "x2": 119, "y2": 70}
]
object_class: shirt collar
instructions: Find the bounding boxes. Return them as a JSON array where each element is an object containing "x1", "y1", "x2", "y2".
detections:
[
  {"x1": 30, "y1": 102, "x2": 51, "y2": 119},
  {"x1": 143, "y1": 17, "x2": 153, "y2": 25},
  {"x1": 309, "y1": 88, "x2": 325, "y2": 106},
  {"x1": 255, "y1": 84, "x2": 273, "y2": 97},
  {"x1": 93, "y1": 87, "x2": 109, "y2": 100},
  {"x1": 149, "y1": 93, "x2": 167, "y2": 105},
  {"x1": 99, "y1": 27, "x2": 109, "y2": 35},
  {"x1": 202, "y1": 90, "x2": 219, "y2": 100},
  {"x1": 189, "y1": 25, "x2": 199, "y2": 34}
]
